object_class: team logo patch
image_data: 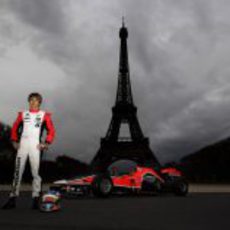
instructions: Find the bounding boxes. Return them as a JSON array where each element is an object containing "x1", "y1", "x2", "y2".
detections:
[
  {"x1": 35, "y1": 116, "x2": 42, "y2": 128},
  {"x1": 24, "y1": 113, "x2": 30, "y2": 122}
]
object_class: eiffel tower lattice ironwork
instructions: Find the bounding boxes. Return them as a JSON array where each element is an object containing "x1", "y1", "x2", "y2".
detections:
[{"x1": 91, "y1": 20, "x2": 160, "y2": 172}]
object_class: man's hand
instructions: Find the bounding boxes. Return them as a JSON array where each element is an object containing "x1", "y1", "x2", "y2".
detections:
[
  {"x1": 37, "y1": 143, "x2": 49, "y2": 151},
  {"x1": 12, "y1": 141, "x2": 20, "y2": 150}
]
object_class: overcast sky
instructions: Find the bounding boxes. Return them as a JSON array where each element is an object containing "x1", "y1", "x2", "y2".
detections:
[{"x1": 1, "y1": 0, "x2": 230, "y2": 163}]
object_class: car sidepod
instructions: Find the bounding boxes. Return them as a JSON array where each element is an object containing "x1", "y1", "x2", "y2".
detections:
[{"x1": 141, "y1": 173, "x2": 162, "y2": 194}]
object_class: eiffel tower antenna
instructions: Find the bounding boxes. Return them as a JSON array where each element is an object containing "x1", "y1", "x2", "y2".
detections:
[
  {"x1": 91, "y1": 22, "x2": 160, "y2": 172},
  {"x1": 122, "y1": 16, "x2": 125, "y2": 27}
]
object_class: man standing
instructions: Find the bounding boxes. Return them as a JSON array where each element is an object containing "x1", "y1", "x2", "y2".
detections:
[{"x1": 2, "y1": 92, "x2": 55, "y2": 209}]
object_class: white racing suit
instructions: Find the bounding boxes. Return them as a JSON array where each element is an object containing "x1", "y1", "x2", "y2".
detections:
[{"x1": 10, "y1": 110, "x2": 55, "y2": 197}]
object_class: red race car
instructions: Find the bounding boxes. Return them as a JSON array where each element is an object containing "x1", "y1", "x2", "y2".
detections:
[{"x1": 50, "y1": 160, "x2": 188, "y2": 198}]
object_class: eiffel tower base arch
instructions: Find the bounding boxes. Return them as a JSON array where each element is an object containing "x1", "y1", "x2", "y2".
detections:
[{"x1": 91, "y1": 138, "x2": 160, "y2": 173}]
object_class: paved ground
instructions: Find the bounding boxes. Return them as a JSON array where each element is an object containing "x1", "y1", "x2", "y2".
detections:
[
  {"x1": 0, "y1": 191, "x2": 229, "y2": 230},
  {"x1": 2, "y1": 183, "x2": 230, "y2": 192}
]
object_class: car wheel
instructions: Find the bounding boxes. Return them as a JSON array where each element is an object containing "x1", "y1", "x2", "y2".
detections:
[
  {"x1": 92, "y1": 174, "x2": 113, "y2": 198},
  {"x1": 174, "y1": 179, "x2": 188, "y2": 196}
]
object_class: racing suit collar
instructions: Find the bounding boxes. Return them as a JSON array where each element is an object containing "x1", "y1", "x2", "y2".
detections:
[{"x1": 29, "y1": 109, "x2": 40, "y2": 113}]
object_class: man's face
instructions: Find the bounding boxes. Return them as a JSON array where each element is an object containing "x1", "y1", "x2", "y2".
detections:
[{"x1": 29, "y1": 97, "x2": 41, "y2": 110}]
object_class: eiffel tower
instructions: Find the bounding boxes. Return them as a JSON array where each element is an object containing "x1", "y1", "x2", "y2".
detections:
[{"x1": 91, "y1": 20, "x2": 160, "y2": 172}]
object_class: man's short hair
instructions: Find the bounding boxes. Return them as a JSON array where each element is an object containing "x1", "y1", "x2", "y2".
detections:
[{"x1": 28, "y1": 92, "x2": 43, "y2": 104}]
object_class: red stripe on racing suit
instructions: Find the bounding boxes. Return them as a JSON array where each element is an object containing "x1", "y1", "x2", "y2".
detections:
[
  {"x1": 11, "y1": 112, "x2": 23, "y2": 142},
  {"x1": 43, "y1": 112, "x2": 55, "y2": 144}
]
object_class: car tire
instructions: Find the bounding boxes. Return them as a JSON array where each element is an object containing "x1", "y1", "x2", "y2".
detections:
[
  {"x1": 92, "y1": 174, "x2": 113, "y2": 198},
  {"x1": 174, "y1": 179, "x2": 188, "y2": 196}
]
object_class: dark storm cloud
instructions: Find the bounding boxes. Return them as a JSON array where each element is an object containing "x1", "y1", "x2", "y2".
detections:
[
  {"x1": 1, "y1": 0, "x2": 230, "y2": 163},
  {"x1": 118, "y1": 0, "x2": 230, "y2": 161},
  {"x1": 1, "y1": 0, "x2": 121, "y2": 162},
  {"x1": 5, "y1": 0, "x2": 66, "y2": 35}
]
